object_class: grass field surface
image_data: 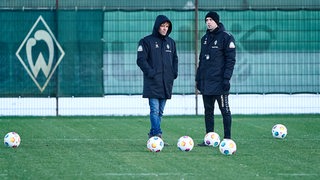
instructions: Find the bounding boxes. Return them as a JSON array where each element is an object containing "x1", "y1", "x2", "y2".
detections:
[{"x1": 1, "y1": 115, "x2": 319, "y2": 179}]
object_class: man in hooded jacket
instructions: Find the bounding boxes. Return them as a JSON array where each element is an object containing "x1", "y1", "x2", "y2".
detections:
[
  {"x1": 196, "y1": 11, "x2": 236, "y2": 145},
  {"x1": 137, "y1": 15, "x2": 178, "y2": 144}
]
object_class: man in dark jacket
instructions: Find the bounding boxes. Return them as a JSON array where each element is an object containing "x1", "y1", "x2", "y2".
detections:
[
  {"x1": 196, "y1": 11, "x2": 236, "y2": 145},
  {"x1": 137, "y1": 15, "x2": 178, "y2": 144}
]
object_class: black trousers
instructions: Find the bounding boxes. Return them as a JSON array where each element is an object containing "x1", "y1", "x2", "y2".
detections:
[{"x1": 202, "y1": 94, "x2": 232, "y2": 139}]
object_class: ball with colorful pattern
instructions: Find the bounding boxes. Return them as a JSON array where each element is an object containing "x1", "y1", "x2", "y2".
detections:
[
  {"x1": 204, "y1": 132, "x2": 221, "y2": 147},
  {"x1": 4, "y1": 132, "x2": 21, "y2": 148},
  {"x1": 177, "y1": 136, "x2": 194, "y2": 152},
  {"x1": 219, "y1": 139, "x2": 237, "y2": 155},
  {"x1": 147, "y1": 136, "x2": 164, "y2": 152},
  {"x1": 272, "y1": 124, "x2": 287, "y2": 139}
]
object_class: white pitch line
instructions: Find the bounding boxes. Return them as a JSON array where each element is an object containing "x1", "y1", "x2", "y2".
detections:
[
  {"x1": 277, "y1": 173, "x2": 318, "y2": 176},
  {"x1": 96, "y1": 173, "x2": 191, "y2": 176},
  {"x1": 31, "y1": 138, "x2": 147, "y2": 141}
]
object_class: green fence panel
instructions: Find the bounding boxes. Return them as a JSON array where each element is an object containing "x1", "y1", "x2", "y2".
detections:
[
  {"x1": 57, "y1": 11, "x2": 104, "y2": 97},
  {"x1": 102, "y1": 10, "x2": 320, "y2": 94},
  {"x1": 0, "y1": 11, "x2": 57, "y2": 96},
  {"x1": 0, "y1": 10, "x2": 104, "y2": 97},
  {"x1": 102, "y1": 11, "x2": 196, "y2": 95},
  {"x1": 0, "y1": 9, "x2": 319, "y2": 97}
]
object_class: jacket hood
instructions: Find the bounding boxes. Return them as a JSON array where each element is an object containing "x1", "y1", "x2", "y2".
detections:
[{"x1": 152, "y1": 15, "x2": 172, "y2": 37}]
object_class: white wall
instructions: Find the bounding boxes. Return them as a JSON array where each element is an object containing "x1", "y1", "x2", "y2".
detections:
[{"x1": 0, "y1": 94, "x2": 319, "y2": 116}]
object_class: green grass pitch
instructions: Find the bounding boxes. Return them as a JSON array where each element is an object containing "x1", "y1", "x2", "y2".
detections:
[{"x1": 0, "y1": 115, "x2": 319, "y2": 179}]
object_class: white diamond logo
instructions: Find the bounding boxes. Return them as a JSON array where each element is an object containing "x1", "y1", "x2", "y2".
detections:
[{"x1": 16, "y1": 15, "x2": 65, "y2": 92}]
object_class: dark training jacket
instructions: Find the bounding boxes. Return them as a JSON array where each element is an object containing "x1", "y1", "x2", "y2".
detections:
[
  {"x1": 137, "y1": 15, "x2": 178, "y2": 99},
  {"x1": 196, "y1": 23, "x2": 236, "y2": 95}
]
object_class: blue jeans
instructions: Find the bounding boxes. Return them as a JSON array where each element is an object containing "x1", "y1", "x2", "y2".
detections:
[{"x1": 148, "y1": 98, "x2": 167, "y2": 137}]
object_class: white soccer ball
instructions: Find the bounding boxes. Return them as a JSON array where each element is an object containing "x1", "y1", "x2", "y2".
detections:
[
  {"x1": 219, "y1": 139, "x2": 236, "y2": 155},
  {"x1": 177, "y1": 136, "x2": 194, "y2": 152},
  {"x1": 204, "y1": 132, "x2": 220, "y2": 147},
  {"x1": 272, "y1": 124, "x2": 287, "y2": 139},
  {"x1": 4, "y1": 132, "x2": 21, "y2": 148},
  {"x1": 147, "y1": 136, "x2": 164, "y2": 152}
]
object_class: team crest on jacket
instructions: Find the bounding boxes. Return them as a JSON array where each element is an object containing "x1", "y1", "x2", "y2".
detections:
[
  {"x1": 155, "y1": 42, "x2": 159, "y2": 48},
  {"x1": 137, "y1": 45, "x2": 143, "y2": 51},
  {"x1": 212, "y1": 40, "x2": 218, "y2": 48},
  {"x1": 165, "y1": 44, "x2": 171, "y2": 52}
]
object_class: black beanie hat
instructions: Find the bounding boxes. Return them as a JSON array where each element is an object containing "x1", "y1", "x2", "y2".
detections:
[{"x1": 205, "y1": 11, "x2": 219, "y2": 24}]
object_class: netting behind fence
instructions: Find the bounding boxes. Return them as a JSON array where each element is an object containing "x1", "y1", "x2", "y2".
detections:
[
  {"x1": 0, "y1": 1, "x2": 319, "y2": 97},
  {"x1": 1, "y1": 0, "x2": 320, "y2": 10}
]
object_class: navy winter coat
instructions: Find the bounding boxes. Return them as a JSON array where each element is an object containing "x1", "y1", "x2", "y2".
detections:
[
  {"x1": 196, "y1": 23, "x2": 236, "y2": 95},
  {"x1": 137, "y1": 15, "x2": 178, "y2": 99}
]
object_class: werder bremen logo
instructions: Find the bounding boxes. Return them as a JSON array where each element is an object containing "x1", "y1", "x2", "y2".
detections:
[{"x1": 16, "y1": 15, "x2": 65, "y2": 92}]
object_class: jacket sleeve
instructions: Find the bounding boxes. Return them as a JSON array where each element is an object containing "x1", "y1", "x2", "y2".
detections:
[
  {"x1": 136, "y1": 38, "x2": 156, "y2": 78},
  {"x1": 173, "y1": 41, "x2": 178, "y2": 79},
  {"x1": 196, "y1": 37, "x2": 204, "y2": 82},
  {"x1": 195, "y1": 56, "x2": 201, "y2": 82},
  {"x1": 223, "y1": 34, "x2": 236, "y2": 80}
]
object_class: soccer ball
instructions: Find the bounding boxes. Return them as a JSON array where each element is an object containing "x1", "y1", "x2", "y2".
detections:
[
  {"x1": 177, "y1": 136, "x2": 194, "y2": 152},
  {"x1": 4, "y1": 132, "x2": 21, "y2": 148},
  {"x1": 272, "y1": 124, "x2": 287, "y2": 139},
  {"x1": 219, "y1": 139, "x2": 236, "y2": 155},
  {"x1": 147, "y1": 136, "x2": 164, "y2": 152},
  {"x1": 204, "y1": 132, "x2": 220, "y2": 147}
]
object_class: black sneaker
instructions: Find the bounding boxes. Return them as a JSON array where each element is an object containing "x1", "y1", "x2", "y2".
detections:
[{"x1": 197, "y1": 142, "x2": 208, "y2": 146}]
